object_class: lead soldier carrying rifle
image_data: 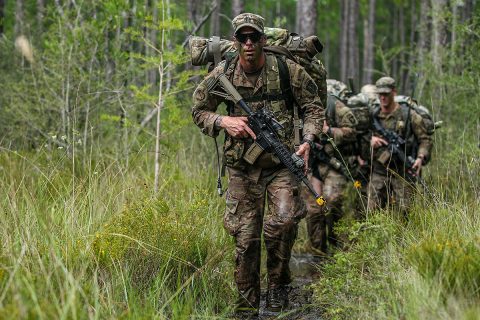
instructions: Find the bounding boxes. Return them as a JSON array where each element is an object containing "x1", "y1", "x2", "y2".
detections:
[{"x1": 191, "y1": 13, "x2": 325, "y2": 317}]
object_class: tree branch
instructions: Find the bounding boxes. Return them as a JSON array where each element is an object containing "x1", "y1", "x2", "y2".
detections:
[{"x1": 181, "y1": 3, "x2": 218, "y2": 48}]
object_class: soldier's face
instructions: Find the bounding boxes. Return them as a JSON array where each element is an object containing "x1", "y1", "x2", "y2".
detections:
[
  {"x1": 379, "y1": 90, "x2": 395, "y2": 108},
  {"x1": 235, "y1": 27, "x2": 265, "y2": 63}
]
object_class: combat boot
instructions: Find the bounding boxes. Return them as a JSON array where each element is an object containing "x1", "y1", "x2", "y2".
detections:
[{"x1": 266, "y1": 285, "x2": 289, "y2": 312}]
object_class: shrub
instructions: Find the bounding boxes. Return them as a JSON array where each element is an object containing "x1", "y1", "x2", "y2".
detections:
[
  {"x1": 407, "y1": 235, "x2": 480, "y2": 297},
  {"x1": 92, "y1": 194, "x2": 217, "y2": 288}
]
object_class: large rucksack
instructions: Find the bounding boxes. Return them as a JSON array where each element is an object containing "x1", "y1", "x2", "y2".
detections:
[
  {"x1": 325, "y1": 80, "x2": 372, "y2": 134},
  {"x1": 189, "y1": 27, "x2": 328, "y2": 107}
]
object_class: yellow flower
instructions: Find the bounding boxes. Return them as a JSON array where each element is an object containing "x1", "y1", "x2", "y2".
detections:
[{"x1": 353, "y1": 180, "x2": 362, "y2": 189}]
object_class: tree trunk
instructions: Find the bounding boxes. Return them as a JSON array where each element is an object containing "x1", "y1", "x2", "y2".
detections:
[
  {"x1": 149, "y1": 0, "x2": 159, "y2": 85},
  {"x1": 232, "y1": 0, "x2": 244, "y2": 18},
  {"x1": 300, "y1": 0, "x2": 317, "y2": 36},
  {"x1": 340, "y1": 0, "x2": 348, "y2": 82},
  {"x1": 210, "y1": 0, "x2": 221, "y2": 35},
  {"x1": 295, "y1": 0, "x2": 302, "y2": 33},
  {"x1": 405, "y1": 0, "x2": 416, "y2": 92},
  {"x1": 347, "y1": 0, "x2": 359, "y2": 89},
  {"x1": 188, "y1": 0, "x2": 204, "y2": 35},
  {"x1": 431, "y1": 0, "x2": 448, "y2": 73},
  {"x1": 417, "y1": 0, "x2": 431, "y2": 72},
  {"x1": 391, "y1": 6, "x2": 398, "y2": 80},
  {"x1": 399, "y1": 4, "x2": 406, "y2": 91},
  {"x1": 0, "y1": 0, "x2": 4, "y2": 35},
  {"x1": 15, "y1": 0, "x2": 24, "y2": 36},
  {"x1": 37, "y1": 0, "x2": 45, "y2": 32},
  {"x1": 362, "y1": 0, "x2": 375, "y2": 85}
]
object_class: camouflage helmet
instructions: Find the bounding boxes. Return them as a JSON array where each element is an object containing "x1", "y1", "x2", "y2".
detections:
[
  {"x1": 232, "y1": 13, "x2": 265, "y2": 34},
  {"x1": 361, "y1": 84, "x2": 378, "y2": 101},
  {"x1": 327, "y1": 79, "x2": 349, "y2": 100},
  {"x1": 375, "y1": 76, "x2": 396, "y2": 94}
]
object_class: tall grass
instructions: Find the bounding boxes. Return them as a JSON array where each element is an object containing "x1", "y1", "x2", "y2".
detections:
[
  {"x1": 311, "y1": 60, "x2": 480, "y2": 319},
  {"x1": 0, "y1": 131, "x2": 235, "y2": 319}
]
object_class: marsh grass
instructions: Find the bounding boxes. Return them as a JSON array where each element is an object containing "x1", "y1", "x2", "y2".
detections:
[{"x1": 0, "y1": 132, "x2": 235, "y2": 319}]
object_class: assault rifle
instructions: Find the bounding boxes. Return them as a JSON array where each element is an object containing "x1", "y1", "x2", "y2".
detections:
[
  {"x1": 211, "y1": 73, "x2": 325, "y2": 206},
  {"x1": 372, "y1": 116, "x2": 419, "y2": 182},
  {"x1": 309, "y1": 142, "x2": 350, "y2": 178}
]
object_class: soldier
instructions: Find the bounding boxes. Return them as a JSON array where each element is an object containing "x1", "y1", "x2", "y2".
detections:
[
  {"x1": 191, "y1": 13, "x2": 324, "y2": 316},
  {"x1": 367, "y1": 76, "x2": 432, "y2": 214},
  {"x1": 346, "y1": 84, "x2": 378, "y2": 217},
  {"x1": 303, "y1": 92, "x2": 358, "y2": 255}
]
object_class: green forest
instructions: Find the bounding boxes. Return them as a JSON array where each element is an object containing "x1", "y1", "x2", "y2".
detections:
[{"x1": 0, "y1": 0, "x2": 479, "y2": 319}]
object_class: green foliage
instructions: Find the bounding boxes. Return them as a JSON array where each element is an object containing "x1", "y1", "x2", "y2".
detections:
[
  {"x1": 313, "y1": 215, "x2": 398, "y2": 319},
  {"x1": 407, "y1": 236, "x2": 480, "y2": 297},
  {"x1": 92, "y1": 194, "x2": 216, "y2": 288}
]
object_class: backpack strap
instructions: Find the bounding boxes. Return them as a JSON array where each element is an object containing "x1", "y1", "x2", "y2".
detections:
[
  {"x1": 399, "y1": 101, "x2": 413, "y2": 139},
  {"x1": 208, "y1": 36, "x2": 222, "y2": 66},
  {"x1": 276, "y1": 55, "x2": 303, "y2": 148},
  {"x1": 326, "y1": 94, "x2": 338, "y2": 127},
  {"x1": 223, "y1": 54, "x2": 238, "y2": 116}
]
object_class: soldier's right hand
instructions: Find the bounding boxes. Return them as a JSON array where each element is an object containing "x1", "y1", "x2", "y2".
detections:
[
  {"x1": 371, "y1": 135, "x2": 388, "y2": 149},
  {"x1": 221, "y1": 116, "x2": 257, "y2": 139}
]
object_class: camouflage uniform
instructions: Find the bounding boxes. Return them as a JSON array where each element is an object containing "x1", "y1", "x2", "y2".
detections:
[
  {"x1": 367, "y1": 77, "x2": 432, "y2": 213},
  {"x1": 192, "y1": 13, "x2": 324, "y2": 312},
  {"x1": 302, "y1": 96, "x2": 357, "y2": 254},
  {"x1": 347, "y1": 85, "x2": 378, "y2": 217}
]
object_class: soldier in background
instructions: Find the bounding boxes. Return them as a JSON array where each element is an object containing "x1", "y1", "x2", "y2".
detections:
[
  {"x1": 367, "y1": 77, "x2": 432, "y2": 214},
  {"x1": 346, "y1": 84, "x2": 378, "y2": 217},
  {"x1": 303, "y1": 82, "x2": 358, "y2": 255}
]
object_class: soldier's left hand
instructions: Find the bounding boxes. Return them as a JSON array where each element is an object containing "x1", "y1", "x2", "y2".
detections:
[
  {"x1": 412, "y1": 157, "x2": 423, "y2": 176},
  {"x1": 296, "y1": 142, "x2": 311, "y2": 173},
  {"x1": 322, "y1": 120, "x2": 331, "y2": 134}
]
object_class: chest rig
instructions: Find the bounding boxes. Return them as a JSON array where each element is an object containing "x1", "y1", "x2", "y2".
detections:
[{"x1": 223, "y1": 53, "x2": 303, "y2": 149}]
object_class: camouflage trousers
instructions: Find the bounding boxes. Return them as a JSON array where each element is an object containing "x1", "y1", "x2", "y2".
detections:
[
  {"x1": 367, "y1": 170, "x2": 415, "y2": 214},
  {"x1": 224, "y1": 166, "x2": 304, "y2": 310},
  {"x1": 302, "y1": 164, "x2": 348, "y2": 254}
]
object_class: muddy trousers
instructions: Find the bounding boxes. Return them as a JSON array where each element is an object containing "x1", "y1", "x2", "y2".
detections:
[
  {"x1": 224, "y1": 167, "x2": 304, "y2": 310},
  {"x1": 304, "y1": 167, "x2": 348, "y2": 253}
]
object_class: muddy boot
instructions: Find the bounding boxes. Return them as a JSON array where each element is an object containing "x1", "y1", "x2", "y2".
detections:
[{"x1": 266, "y1": 285, "x2": 289, "y2": 312}]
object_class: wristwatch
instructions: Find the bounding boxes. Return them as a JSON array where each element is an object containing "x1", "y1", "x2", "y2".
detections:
[{"x1": 214, "y1": 115, "x2": 224, "y2": 130}]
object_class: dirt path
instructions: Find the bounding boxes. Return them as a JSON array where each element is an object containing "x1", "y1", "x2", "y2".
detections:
[{"x1": 257, "y1": 253, "x2": 323, "y2": 320}]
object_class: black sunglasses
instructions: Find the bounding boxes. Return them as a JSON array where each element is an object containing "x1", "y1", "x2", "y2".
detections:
[{"x1": 235, "y1": 32, "x2": 263, "y2": 44}]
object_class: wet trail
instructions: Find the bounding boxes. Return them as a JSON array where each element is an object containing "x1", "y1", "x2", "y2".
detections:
[{"x1": 257, "y1": 253, "x2": 323, "y2": 319}]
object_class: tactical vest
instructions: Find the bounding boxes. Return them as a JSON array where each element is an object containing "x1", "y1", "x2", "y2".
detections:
[
  {"x1": 372, "y1": 102, "x2": 418, "y2": 160},
  {"x1": 221, "y1": 53, "x2": 300, "y2": 168},
  {"x1": 223, "y1": 53, "x2": 300, "y2": 146}
]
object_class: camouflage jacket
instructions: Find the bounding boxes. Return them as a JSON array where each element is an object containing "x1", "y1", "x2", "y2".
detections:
[
  {"x1": 192, "y1": 53, "x2": 325, "y2": 170},
  {"x1": 372, "y1": 103, "x2": 432, "y2": 173},
  {"x1": 323, "y1": 96, "x2": 358, "y2": 157}
]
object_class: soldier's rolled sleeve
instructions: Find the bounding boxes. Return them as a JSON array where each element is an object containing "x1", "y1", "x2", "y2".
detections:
[
  {"x1": 333, "y1": 106, "x2": 357, "y2": 146},
  {"x1": 411, "y1": 111, "x2": 432, "y2": 161},
  {"x1": 192, "y1": 67, "x2": 224, "y2": 137},
  {"x1": 287, "y1": 60, "x2": 325, "y2": 138}
]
